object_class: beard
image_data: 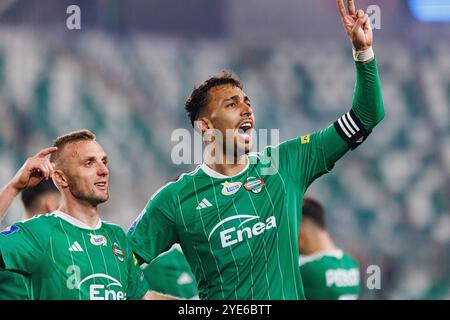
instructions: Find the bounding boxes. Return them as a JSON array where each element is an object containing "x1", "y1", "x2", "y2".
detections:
[
  {"x1": 67, "y1": 176, "x2": 109, "y2": 206},
  {"x1": 217, "y1": 141, "x2": 249, "y2": 165}
]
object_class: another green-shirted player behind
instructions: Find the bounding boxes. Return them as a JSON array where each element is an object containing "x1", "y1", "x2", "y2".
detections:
[
  {"x1": 142, "y1": 244, "x2": 199, "y2": 299},
  {"x1": 0, "y1": 180, "x2": 60, "y2": 300},
  {"x1": 299, "y1": 197, "x2": 360, "y2": 300},
  {"x1": 128, "y1": 0, "x2": 384, "y2": 300},
  {"x1": 0, "y1": 130, "x2": 151, "y2": 300}
]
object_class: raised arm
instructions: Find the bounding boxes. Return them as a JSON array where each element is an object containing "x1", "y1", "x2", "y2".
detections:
[
  {"x1": 284, "y1": 0, "x2": 385, "y2": 192},
  {"x1": 318, "y1": 0, "x2": 384, "y2": 169},
  {"x1": 0, "y1": 147, "x2": 57, "y2": 223},
  {"x1": 336, "y1": 0, "x2": 384, "y2": 128}
]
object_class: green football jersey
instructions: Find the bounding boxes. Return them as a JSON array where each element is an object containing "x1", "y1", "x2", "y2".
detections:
[
  {"x1": 299, "y1": 249, "x2": 360, "y2": 300},
  {"x1": 0, "y1": 211, "x2": 149, "y2": 300},
  {"x1": 0, "y1": 270, "x2": 29, "y2": 300},
  {"x1": 129, "y1": 132, "x2": 342, "y2": 300},
  {"x1": 129, "y1": 59, "x2": 384, "y2": 300},
  {"x1": 142, "y1": 244, "x2": 198, "y2": 299}
]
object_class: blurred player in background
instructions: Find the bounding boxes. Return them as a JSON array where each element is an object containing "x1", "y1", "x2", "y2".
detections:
[
  {"x1": 142, "y1": 244, "x2": 199, "y2": 300},
  {"x1": 20, "y1": 180, "x2": 60, "y2": 221},
  {"x1": 299, "y1": 197, "x2": 360, "y2": 300},
  {"x1": 128, "y1": 0, "x2": 384, "y2": 300},
  {"x1": 0, "y1": 170, "x2": 60, "y2": 300},
  {"x1": 0, "y1": 130, "x2": 159, "y2": 300}
]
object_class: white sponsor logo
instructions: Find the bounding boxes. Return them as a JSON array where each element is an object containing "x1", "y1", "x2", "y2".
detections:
[
  {"x1": 80, "y1": 274, "x2": 126, "y2": 300},
  {"x1": 326, "y1": 268, "x2": 360, "y2": 288},
  {"x1": 208, "y1": 214, "x2": 277, "y2": 248},
  {"x1": 66, "y1": 266, "x2": 126, "y2": 300}
]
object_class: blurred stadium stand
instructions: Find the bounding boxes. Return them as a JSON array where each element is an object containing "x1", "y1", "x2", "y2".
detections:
[{"x1": 0, "y1": 0, "x2": 448, "y2": 299}]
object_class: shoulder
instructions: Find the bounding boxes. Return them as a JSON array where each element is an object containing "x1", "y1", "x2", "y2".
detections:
[
  {"x1": 17, "y1": 213, "x2": 60, "y2": 233},
  {"x1": 147, "y1": 166, "x2": 203, "y2": 204},
  {"x1": 343, "y1": 252, "x2": 360, "y2": 267},
  {"x1": 299, "y1": 249, "x2": 344, "y2": 268},
  {"x1": 101, "y1": 221, "x2": 126, "y2": 235},
  {"x1": 299, "y1": 255, "x2": 324, "y2": 270},
  {"x1": 0, "y1": 214, "x2": 60, "y2": 247},
  {"x1": 102, "y1": 221, "x2": 142, "y2": 249},
  {"x1": 253, "y1": 135, "x2": 315, "y2": 162}
]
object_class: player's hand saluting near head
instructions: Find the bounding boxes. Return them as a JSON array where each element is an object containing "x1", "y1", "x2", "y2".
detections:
[{"x1": 10, "y1": 147, "x2": 58, "y2": 191}]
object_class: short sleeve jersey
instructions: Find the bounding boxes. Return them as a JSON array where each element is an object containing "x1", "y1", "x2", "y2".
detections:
[{"x1": 0, "y1": 211, "x2": 148, "y2": 300}]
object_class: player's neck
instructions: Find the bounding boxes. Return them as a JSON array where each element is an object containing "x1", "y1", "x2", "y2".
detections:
[
  {"x1": 204, "y1": 155, "x2": 248, "y2": 177},
  {"x1": 305, "y1": 232, "x2": 338, "y2": 255},
  {"x1": 58, "y1": 197, "x2": 100, "y2": 228},
  {"x1": 21, "y1": 212, "x2": 35, "y2": 221}
]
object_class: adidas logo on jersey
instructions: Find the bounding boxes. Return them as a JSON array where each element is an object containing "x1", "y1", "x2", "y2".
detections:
[
  {"x1": 177, "y1": 272, "x2": 193, "y2": 285},
  {"x1": 68, "y1": 241, "x2": 84, "y2": 252},
  {"x1": 196, "y1": 198, "x2": 213, "y2": 210}
]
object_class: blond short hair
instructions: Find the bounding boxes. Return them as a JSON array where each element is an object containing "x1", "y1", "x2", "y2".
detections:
[{"x1": 50, "y1": 129, "x2": 96, "y2": 164}]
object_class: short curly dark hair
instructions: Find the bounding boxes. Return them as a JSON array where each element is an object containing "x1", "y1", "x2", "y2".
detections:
[{"x1": 185, "y1": 71, "x2": 243, "y2": 127}]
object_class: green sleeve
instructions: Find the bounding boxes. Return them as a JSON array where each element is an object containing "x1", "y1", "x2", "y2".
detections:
[
  {"x1": 125, "y1": 238, "x2": 150, "y2": 300},
  {"x1": 274, "y1": 131, "x2": 340, "y2": 192},
  {"x1": 127, "y1": 192, "x2": 179, "y2": 264},
  {"x1": 0, "y1": 222, "x2": 46, "y2": 275},
  {"x1": 143, "y1": 249, "x2": 199, "y2": 299},
  {"x1": 276, "y1": 58, "x2": 384, "y2": 190},
  {"x1": 352, "y1": 59, "x2": 385, "y2": 130},
  {"x1": 322, "y1": 58, "x2": 384, "y2": 166}
]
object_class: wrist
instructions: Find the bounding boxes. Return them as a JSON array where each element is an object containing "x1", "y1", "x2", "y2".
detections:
[
  {"x1": 353, "y1": 46, "x2": 374, "y2": 63},
  {"x1": 5, "y1": 180, "x2": 22, "y2": 195}
]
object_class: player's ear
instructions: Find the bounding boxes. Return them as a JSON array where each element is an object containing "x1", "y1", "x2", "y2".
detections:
[
  {"x1": 52, "y1": 170, "x2": 68, "y2": 188},
  {"x1": 195, "y1": 118, "x2": 210, "y2": 135}
]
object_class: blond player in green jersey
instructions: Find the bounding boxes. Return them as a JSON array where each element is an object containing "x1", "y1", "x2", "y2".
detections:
[
  {"x1": 0, "y1": 130, "x2": 172, "y2": 300},
  {"x1": 128, "y1": 0, "x2": 384, "y2": 300}
]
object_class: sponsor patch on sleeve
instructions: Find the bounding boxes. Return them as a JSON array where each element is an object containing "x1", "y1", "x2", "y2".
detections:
[
  {"x1": 1, "y1": 225, "x2": 20, "y2": 236},
  {"x1": 300, "y1": 134, "x2": 311, "y2": 144}
]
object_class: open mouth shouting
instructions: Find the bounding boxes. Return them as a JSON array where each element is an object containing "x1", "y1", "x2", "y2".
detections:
[{"x1": 237, "y1": 119, "x2": 254, "y2": 143}]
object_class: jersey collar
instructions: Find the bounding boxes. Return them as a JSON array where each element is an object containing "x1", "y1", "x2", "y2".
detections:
[
  {"x1": 299, "y1": 249, "x2": 344, "y2": 266},
  {"x1": 200, "y1": 156, "x2": 250, "y2": 179},
  {"x1": 52, "y1": 210, "x2": 102, "y2": 230}
]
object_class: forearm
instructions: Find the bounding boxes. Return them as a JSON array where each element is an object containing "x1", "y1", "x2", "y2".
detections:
[
  {"x1": 318, "y1": 55, "x2": 384, "y2": 168},
  {"x1": 0, "y1": 182, "x2": 20, "y2": 223},
  {"x1": 352, "y1": 58, "x2": 384, "y2": 130}
]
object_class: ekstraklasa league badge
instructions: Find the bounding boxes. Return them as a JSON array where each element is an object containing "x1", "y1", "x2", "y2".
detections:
[
  {"x1": 244, "y1": 176, "x2": 265, "y2": 194},
  {"x1": 112, "y1": 242, "x2": 125, "y2": 262}
]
